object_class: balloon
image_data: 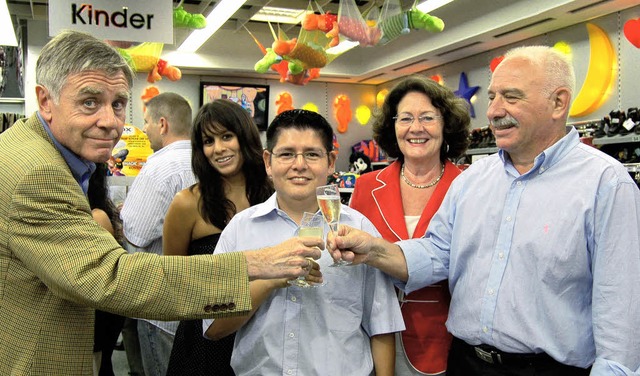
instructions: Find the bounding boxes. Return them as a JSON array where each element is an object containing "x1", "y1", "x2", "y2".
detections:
[
  {"x1": 623, "y1": 18, "x2": 640, "y2": 48},
  {"x1": 569, "y1": 23, "x2": 615, "y2": 118},
  {"x1": 356, "y1": 105, "x2": 371, "y2": 125},
  {"x1": 334, "y1": 94, "x2": 352, "y2": 133},
  {"x1": 490, "y1": 56, "x2": 504, "y2": 72},
  {"x1": 275, "y1": 92, "x2": 294, "y2": 115},
  {"x1": 553, "y1": 41, "x2": 572, "y2": 56},
  {"x1": 302, "y1": 102, "x2": 319, "y2": 113},
  {"x1": 376, "y1": 89, "x2": 389, "y2": 108}
]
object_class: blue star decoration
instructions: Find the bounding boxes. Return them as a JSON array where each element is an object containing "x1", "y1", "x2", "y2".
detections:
[{"x1": 454, "y1": 72, "x2": 480, "y2": 118}]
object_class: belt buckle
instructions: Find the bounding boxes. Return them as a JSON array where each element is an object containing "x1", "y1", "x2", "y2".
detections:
[{"x1": 474, "y1": 347, "x2": 502, "y2": 364}]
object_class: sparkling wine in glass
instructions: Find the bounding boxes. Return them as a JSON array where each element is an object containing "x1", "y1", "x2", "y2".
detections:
[
  {"x1": 316, "y1": 184, "x2": 350, "y2": 267},
  {"x1": 288, "y1": 212, "x2": 326, "y2": 288}
]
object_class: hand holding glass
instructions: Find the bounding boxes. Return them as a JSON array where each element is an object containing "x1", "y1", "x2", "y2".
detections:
[
  {"x1": 316, "y1": 184, "x2": 351, "y2": 266},
  {"x1": 288, "y1": 212, "x2": 326, "y2": 288}
]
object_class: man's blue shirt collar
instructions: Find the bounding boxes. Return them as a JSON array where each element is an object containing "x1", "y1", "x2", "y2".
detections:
[{"x1": 37, "y1": 112, "x2": 96, "y2": 194}]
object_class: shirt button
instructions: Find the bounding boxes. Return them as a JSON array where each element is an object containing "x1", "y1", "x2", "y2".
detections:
[
  {"x1": 204, "y1": 305, "x2": 212, "y2": 313},
  {"x1": 516, "y1": 181, "x2": 522, "y2": 186},
  {"x1": 483, "y1": 326, "x2": 489, "y2": 333},
  {"x1": 289, "y1": 332, "x2": 295, "y2": 338},
  {"x1": 287, "y1": 370, "x2": 293, "y2": 375},
  {"x1": 506, "y1": 216, "x2": 512, "y2": 221},
  {"x1": 291, "y1": 296, "x2": 297, "y2": 302},
  {"x1": 498, "y1": 252, "x2": 504, "y2": 260},
  {"x1": 488, "y1": 288, "x2": 494, "y2": 295},
  {"x1": 228, "y1": 303, "x2": 236, "y2": 310}
]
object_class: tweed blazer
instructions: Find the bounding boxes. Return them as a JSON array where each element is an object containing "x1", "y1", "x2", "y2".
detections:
[
  {"x1": 0, "y1": 114, "x2": 252, "y2": 375},
  {"x1": 350, "y1": 160, "x2": 460, "y2": 374}
]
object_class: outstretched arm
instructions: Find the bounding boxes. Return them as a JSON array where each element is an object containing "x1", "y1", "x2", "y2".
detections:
[{"x1": 327, "y1": 225, "x2": 409, "y2": 282}]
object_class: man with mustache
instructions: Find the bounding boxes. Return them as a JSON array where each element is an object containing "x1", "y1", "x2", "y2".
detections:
[{"x1": 328, "y1": 45, "x2": 640, "y2": 375}]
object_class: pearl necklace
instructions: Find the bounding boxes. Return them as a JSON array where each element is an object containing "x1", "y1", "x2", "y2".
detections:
[{"x1": 401, "y1": 163, "x2": 445, "y2": 189}]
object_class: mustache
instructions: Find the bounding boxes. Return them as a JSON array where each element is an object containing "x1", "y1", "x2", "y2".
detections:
[{"x1": 490, "y1": 115, "x2": 518, "y2": 128}]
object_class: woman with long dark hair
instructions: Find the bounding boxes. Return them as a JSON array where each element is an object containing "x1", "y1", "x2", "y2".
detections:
[{"x1": 164, "y1": 99, "x2": 273, "y2": 375}]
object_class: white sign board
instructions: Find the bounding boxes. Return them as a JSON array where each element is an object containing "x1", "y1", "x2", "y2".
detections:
[{"x1": 49, "y1": 0, "x2": 173, "y2": 43}]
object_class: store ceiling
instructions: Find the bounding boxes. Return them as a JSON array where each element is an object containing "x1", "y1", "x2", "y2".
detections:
[{"x1": 7, "y1": 0, "x2": 640, "y2": 84}]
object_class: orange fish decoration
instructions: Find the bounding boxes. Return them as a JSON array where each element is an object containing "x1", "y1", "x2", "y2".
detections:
[{"x1": 334, "y1": 94, "x2": 352, "y2": 134}]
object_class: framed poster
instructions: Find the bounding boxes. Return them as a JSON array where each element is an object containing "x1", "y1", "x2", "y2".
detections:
[{"x1": 200, "y1": 82, "x2": 269, "y2": 131}]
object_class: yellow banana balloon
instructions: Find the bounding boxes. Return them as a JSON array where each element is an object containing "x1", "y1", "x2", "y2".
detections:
[{"x1": 569, "y1": 23, "x2": 615, "y2": 118}]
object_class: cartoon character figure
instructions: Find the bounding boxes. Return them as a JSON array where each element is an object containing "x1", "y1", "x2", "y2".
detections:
[{"x1": 349, "y1": 152, "x2": 372, "y2": 174}]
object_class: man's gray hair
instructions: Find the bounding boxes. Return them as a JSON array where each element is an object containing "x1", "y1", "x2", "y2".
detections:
[
  {"x1": 503, "y1": 45, "x2": 575, "y2": 99},
  {"x1": 36, "y1": 30, "x2": 134, "y2": 103}
]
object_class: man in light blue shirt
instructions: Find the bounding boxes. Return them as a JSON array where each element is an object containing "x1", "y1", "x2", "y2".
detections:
[
  {"x1": 120, "y1": 92, "x2": 196, "y2": 376},
  {"x1": 329, "y1": 46, "x2": 640, "y2": 376},
  {"x1": 203, "y1": 110, "x2": 404, "y2": 376}
]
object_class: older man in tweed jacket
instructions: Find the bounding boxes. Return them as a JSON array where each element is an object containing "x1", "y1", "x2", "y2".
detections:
[{"x1": 0, "y1": 30, "x2": 320, "y2": 375}]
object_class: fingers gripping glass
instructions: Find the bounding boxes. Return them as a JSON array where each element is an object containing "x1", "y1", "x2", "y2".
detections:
[
  {"x1": 288, "y1": 212, "x2": 326, "y2": 288},
  {"x1": 316, "y1": 184, "x2": 350, "y2": 267},
  {"x1": 270, "y1": 150, "x2": 327, "y2": 164},
  {"x1": 393, "y1": 114, "x2": 442, "y2": 126}
]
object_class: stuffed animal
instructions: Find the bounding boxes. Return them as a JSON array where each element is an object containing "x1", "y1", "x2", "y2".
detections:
[
  {"x1": 302, "y1": 12, "x2": 340, "y2": 47},
  {"x1": 349, "y1": 152, "x2": 372, "y2": 174},
  {"x1": 379, "y1": 9, "x2": 444, "y2": 45},
  {"x1": 173, "y1": 6, "x2": 206, "y2": 29}
]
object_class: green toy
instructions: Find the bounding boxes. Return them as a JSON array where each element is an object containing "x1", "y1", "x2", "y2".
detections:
[
  {"x1": 379, "y1": 9, "x2": 444, "y2": 45},
  {"x1": 173, "y1": 6, "x2": 206, "y2": 29}
]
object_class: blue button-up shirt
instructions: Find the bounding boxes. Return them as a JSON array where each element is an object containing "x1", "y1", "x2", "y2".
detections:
[
  {"x1": 37, "y1": 112, "x2": 95, "y2": 194},
  {"x1": 204, "y1": 194, "x2": 404, "y2": 376},
  {"x1": 398, "y1": 128, "x2": 640, "y2": 375}
]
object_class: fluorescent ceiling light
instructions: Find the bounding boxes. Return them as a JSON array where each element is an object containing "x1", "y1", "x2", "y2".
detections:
[
  {"x1": 326, "y1": 40, "x2": 360, "y2": 55},
  {"x1": 178, "y1": 0, "x2": 248, "y2": 53},
  {"x1": 416, "y1": 0, "x2": 455, "y2": 13},
  {"x1": 0, "y1": 0, "x2": 18, "y2": 46},
  {"x1": 250, "y1": 6, "x2": 306, "y2": 25}
]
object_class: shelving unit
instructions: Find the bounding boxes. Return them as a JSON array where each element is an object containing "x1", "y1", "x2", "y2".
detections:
[
  {"x1": 592, "y1": 134, "x2": 640, "y2": 145},
  {"x1": 466, "y1": 147, "x2": 498, "y2": 155}
]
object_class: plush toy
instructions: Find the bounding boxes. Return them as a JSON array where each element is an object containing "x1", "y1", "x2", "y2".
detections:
[
  {"x1": 117, "y1": 43, "x2": 182, "y2": 83},
  {"x1": 173, "y1": 6, "x2": 206, "y2": 29},
  {"x1": 349, "y1": 152, "x2": 372, "y2": 174},
  {"x1": 379, "y1": 9, "x2": 444, "y2": 44},
  {"x1": 302, "y1": 12, "x2": 340, "y2": 47}
]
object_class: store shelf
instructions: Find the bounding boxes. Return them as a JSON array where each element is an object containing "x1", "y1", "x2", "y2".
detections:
[
  {"x1": 593, "y1": 134, "x2": 640, "y2": 145},
  {"x1": 624, "y1": 163, "x2": 640, "y2": 173},
  {"x1": 466, "y1": 147, "x2": 498, "y2": 155}
]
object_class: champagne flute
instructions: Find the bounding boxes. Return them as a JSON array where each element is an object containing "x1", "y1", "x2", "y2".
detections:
[
  {"x1": 316, "y1": 184, "x2": 350, "y2": 267},
  {"x1": 288, "y1": 212, "x2": 326, "y2": 288}
]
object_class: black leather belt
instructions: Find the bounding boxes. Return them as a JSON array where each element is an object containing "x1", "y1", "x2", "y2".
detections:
[{"x1": 453, "y1": 337, "x2": 554, "y2": 367}]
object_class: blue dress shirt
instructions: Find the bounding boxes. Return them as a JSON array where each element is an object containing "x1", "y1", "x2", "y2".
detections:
[
  {"x1": 204, "y1": 194, "x2": 405, "y2": 376},
  {"x1": 398, "y1": 128, "x2": 640, "y2": 375},
  {"x1": 37, "y1": 112, "x2": 95, "y2": 194}
]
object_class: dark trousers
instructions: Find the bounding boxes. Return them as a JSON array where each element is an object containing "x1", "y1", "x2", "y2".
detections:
[{"x1": 447, "y1": 337, "x2": 591, "y2": 376}]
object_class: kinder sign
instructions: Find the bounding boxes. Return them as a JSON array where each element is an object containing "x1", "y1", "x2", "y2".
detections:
[{"x1": 49, "y1": 0, "x2": 173, "y2": 43}]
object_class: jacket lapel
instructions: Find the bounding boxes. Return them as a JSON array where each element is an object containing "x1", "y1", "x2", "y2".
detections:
[{"x1": 371, "y1": 161, "x2": 408, "y2": 241}]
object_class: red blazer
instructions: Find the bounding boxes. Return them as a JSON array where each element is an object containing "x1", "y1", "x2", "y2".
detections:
[{"x1": 350, "y1": 160, "x2": 461, "y2": 375}]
